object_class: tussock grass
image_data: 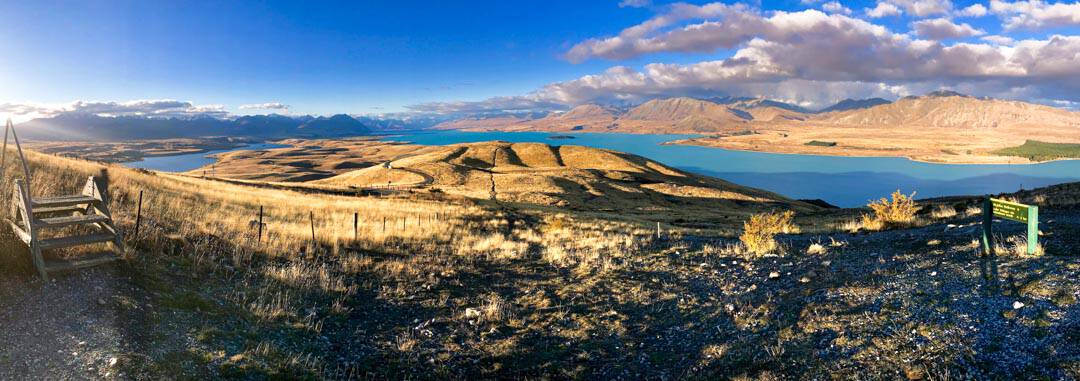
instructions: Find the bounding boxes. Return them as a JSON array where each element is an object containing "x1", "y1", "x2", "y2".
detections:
[
  {"x1": 861, "y1": 190, "x2": 919, "y2": 231},
  {"x1": 740, "y1": 210, "x2": 797, "y2": 256},
  {"x1": 993, "y1": 234, "x2": 1044, "y2": 257},
  {"x1": 931, "y1": 205, "x2": 957, "y2": 219}
]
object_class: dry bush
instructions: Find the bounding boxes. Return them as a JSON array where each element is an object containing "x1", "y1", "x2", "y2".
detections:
[
  {"x1": 993, "y1": 235, "x2": 1044, "y2": 257},
  {"x1": 837, "y1": 218, "x2": 862, "y2": 233},
  {"x1": 806, "y1": 243, "x2": 827, "y2": 255},
  {"x1": 739, "y1": 210, "x2": 797, "y2": 256},
  {"x1": 861, "y1": 190, "x2": 919, "y2": 231},
  {"x1": 931, "y1": 205, "x2": 957, "y2": 219}
]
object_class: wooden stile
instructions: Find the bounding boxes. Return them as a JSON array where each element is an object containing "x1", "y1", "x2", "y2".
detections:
[{"x1": 3, "y1": 120, "x2": 124, "y2": 279}]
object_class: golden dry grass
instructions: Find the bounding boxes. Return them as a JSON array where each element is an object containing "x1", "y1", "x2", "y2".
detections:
[
  {"x1": 861, "y1": 190, "x2": 920, "y2": 231},
  {"x1": 739, "y1": 210, "x2": 797, "y2": 256}
]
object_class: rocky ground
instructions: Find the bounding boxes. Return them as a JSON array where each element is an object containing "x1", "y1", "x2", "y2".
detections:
[{"x1": 0, "y1": 206, "x2": 1077, "y2": 379}]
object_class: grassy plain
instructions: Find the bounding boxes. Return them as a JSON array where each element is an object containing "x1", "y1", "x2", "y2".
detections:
[{"x1": 992, "y1": 140, "x2": 1080, "y2": 162}]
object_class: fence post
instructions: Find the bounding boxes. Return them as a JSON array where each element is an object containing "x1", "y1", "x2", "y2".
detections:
[
  {"x1": 134, "y1": 190, "x2": 144, "y2": 238},
  {"x1": 353, "y1": 212, "x2": 358, "y2": 241},
  {"x1": 382, "y1": 216, "x2": 386, "y2": 232},
  {"x1": 309, "y1": 211, "x2": 316, "y2": 245},
  {"x1": 258, "y1": 205, "x2": 264, "y2": 243},
  {"x1": 656, "y1": 221, "x2": 661, "y2": 240},
  {"x1": 981, "y1": 198, "x2": 993, "y2": 256},
  {"x1": 1027, "y1": 205, "x2": 1039, "y2": 255}
]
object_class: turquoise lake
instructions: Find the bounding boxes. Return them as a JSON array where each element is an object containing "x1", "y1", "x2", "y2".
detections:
[
  {"x1": 125, "y1": 143, "x2": 289, "y2": 173},
  {"x1": 383, "y1": 131, "x2": 1080, "y2": 207}
]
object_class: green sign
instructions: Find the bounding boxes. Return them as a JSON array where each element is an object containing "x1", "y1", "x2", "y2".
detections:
[{"x1": 982, "y1": 198, "x2": 1039, "y2": 255}]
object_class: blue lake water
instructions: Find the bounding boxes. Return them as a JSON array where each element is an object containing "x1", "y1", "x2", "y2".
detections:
[
  {"x1": 124, "y1": 143, "x2": 290, "y2": 172},
  {"x1": 384, "y1": 131, "x2": 1080, "y2": 207}
]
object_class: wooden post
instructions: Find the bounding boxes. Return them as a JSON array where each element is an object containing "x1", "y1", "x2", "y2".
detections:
[
  {"x1": 134, "y1": 190, "x2": 144, "y2": 238},
  {"x1": 309, "y1": 211, "x2": 316, "y2": 244},
  {"x1": 10, "y1": 122, "x2": 32, "y2": 192},
  {"x1": 258, "y1": 205, "x2": 264, "y2": 243},
  {"x1": 1, "y1": 120, "x2": 10, "y2": 178},
  {"x1": 656, "y1": 222, "x2": 661, "y2": 240},
  {"x1": 382, "y1": 216, "x2": 386, "y2": 232},
  {"x1": 1027, "y1": 205, "x2": 1039, "y2": 255},
  {"x1": 981, "y1": 198, "x2": 993, "y2": 256},
  {"x1": 353, "y1": 212, "x2": 358, "y2": 241}
]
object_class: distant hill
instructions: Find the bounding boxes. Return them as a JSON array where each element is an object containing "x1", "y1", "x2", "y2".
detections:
[
  {"x1": 818, "y1": 98, "x2": 892, "y2": 113},
  {"x1": 295, "y1": 114, "x2": 372, "y2": 136},
  {"x1": 17, "y1": 113, "x2": 233, "y2": 141},
  {"x1": 17, "y1": 112, "x2": 376, "y2": 141},
  {"x1": 437, "y1": 92, "x2": 1080, "y2": 135},
  {"x1": 315, "y1": 141, "x2": 819, "y2": 216},
  {"x1": 813, "y1": 92, "x2": 1080, "y2": 128},
  {"x1": 434, "y1": 96, "x2": 804, "y2": 133}
]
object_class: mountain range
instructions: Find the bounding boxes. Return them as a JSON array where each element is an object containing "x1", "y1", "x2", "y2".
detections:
[
  {"x1": 15, "y1": 112, "x2": 435, "y2": 141},
  {"x1": 435, "y1": 92, "x2": 1080, "y2": 134}
]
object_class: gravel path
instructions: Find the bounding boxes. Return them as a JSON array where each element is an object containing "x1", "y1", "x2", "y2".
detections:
[{"x1": 0, "y1": 265, "x2": 136, "y2": 380}]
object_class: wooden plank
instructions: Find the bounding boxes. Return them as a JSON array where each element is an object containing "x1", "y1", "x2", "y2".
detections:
[
  {"x1": 32, "y1": 195, "x2": 96, "y2": 208},
  {"x1": 6, "y1": 219, "x2": 30, "y2": 244},
  {"x1": 32, "y1": 205, "x2": 86, "y2": 215},
  {"x1": 39, "y1": 232, "x2": 116, "y2": 250},
  {"x1": 43, "y1": 252, "x2": 119, "y2": 273},
  {"x1": 33, "y1": 214, "x2": 108, "y2": 228}
]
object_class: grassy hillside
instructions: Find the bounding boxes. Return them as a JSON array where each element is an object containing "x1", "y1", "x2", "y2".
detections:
[
  {"x1": 314, "y1": 141, "x2": 819, "y2": 232},
  {"x1": 2, "y1": 149, "x2": 1080, "y2": 379}
]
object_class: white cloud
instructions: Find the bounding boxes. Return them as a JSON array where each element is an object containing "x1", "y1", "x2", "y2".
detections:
[
  {"x1": 866, "y1": 2, "x2": 904, "y2": 17},
  {"x1": 884, "y1": 0, "x2": 955, "y2": 17},
  {"x1": 618, "y1": 0, "x2": 651, "y2": 8},
  {"x1": 436, "y1": 8, "x2": 1080, "y2": 113},
  {"x1": 238, "y1": 102, "x2": 290, "y2": 111},
  {"x1": 981, "y1": 34, "x2": 1016, "y2": 44},
  {"x1": 822, "y1": 1, "x2": 853, "y2": 14},
  {"x1": 564, "y1": 2, "x2": 756, "y2": 62},
  {"x1": 0, "y1": 99, "x2": 229, "y2": 123},
  {"x1": 912, "y1": 18, "x2": 986, "y2": 39},
  {"x1": 66, "y1": 100, "x2": 229, "y2": 118},
  {"x1": 989, "y1": 0, "x2": 1080, "y2": 29},
  {"x1": 958, "y1": 3, "x2": 989, "y2": 16}
]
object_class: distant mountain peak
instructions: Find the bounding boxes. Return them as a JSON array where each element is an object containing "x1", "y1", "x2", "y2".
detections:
[
  {"x1": 818, "y1": 98, "x2": 892, "y2": 113},
  {"x1": 925, "y1": 90, "x2": 969, "y2": 98}
]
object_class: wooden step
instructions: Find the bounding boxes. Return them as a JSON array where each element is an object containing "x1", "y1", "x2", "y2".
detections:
[
  {"x1": 33, "y1": 214, "x2": 109, "y2": 228},
  {"x1": 32, "y1": 195, "x2": 97, "y2": 208},
  {"x1": 43, "y1": 252, "x2": 119, "y2": 273},
  {"x1": 39, "y1": 232, "x2": 117, "y2": 250},
  {"x1": 33, "y1": 205, "x2": 86, "y2": 215}
]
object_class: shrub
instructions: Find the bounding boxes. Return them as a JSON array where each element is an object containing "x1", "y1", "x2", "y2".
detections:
[
  {"x1": 930, "y1": 205, "x2": 957, "y2": 219},
  {"x1": 861, "y1": 190, "x2": 919, "y2": 230},
  {"x1": 740, "y1": 210, "x2": 797, "y2": 256}
]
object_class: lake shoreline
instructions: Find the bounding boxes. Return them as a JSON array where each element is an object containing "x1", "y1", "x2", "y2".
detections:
[{"x1": 665, "y1": 138, "x2": 1080, "y2": 166}]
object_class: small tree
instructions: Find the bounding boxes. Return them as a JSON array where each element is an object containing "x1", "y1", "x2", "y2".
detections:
[
  {"x1": 861, "y1": 190, "x2": 919, "y2": 230},
  {"x1": 740, "y1": 210, "x2": 798, "y2": 255}
]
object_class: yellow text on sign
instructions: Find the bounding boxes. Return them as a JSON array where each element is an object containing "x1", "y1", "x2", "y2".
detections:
[{"x1": 991, "y1": 199, "x2": 1029, "y2": 223}]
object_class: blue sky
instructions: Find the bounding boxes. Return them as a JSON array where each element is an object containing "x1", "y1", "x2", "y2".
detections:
[{"x1": 1, "y1": 0, "x2": 1078, "y2": 120}]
